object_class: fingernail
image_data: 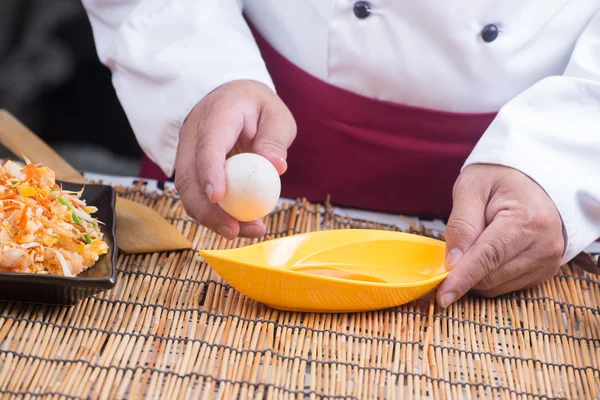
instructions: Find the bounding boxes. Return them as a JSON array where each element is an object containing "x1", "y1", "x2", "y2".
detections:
[
  {"x1": 240, "y1": 224, "x2": 265, "y2": 238},
  {"x1": 278, "y1": 157, "x2": 288, "y2": 174},
  {"x1": 267, "y1": 154, "x2": 287, "y2": 174},
  {"x1": 446, "y1": 248, "x2": 463, "y2": 270},
  {"x1": 440, "y1": 292, "x2": 456, "y2": 308},
  {"x1": 205, "y1": 183, "x2": 213, "y2": 200},
  {"x1": 217, "y1": 224, "x2": 234, "y2": 239}
]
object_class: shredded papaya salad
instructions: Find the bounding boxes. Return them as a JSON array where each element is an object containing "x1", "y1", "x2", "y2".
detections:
[{"x1": 0, "y1": 159, "x2": 108, "y2": 276}]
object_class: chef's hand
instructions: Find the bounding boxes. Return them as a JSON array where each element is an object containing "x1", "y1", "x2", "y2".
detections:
[
  {"x1": 437, "y1": 164, "x2": 564, "y2": 308},
  {"x1": 174, "y1": 80, "x2": 296, "y2": 240}
]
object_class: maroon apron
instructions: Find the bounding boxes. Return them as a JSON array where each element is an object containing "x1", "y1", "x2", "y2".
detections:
[{"x1": 140, "y1": 27, "x2": 497, "y2": 220}]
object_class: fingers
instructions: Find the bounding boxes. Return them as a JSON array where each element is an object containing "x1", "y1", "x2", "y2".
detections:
[
  {"x1": 437, "y1": 215, "x2": 532, "y2": 308},
  {"x1": 437, "y1": 165, "x2": 565, "y2": 307},
  {"x1": 252, "y1": 102, "x2": 297, "y2": 175},
  {"x1": 443, "y1": 174, "x2": 489, "y2": 270},
  {"x1": 470, "y1": 249, "x2": 534, "y2": 292},
  {"x1": 174, "y1": 80, "x2": 294, "y2": 239},
  {"x1": 471, "y1": 240, "x2": 561, "y2": 295},
  {"x1": 175, "y1": 133, "x2": 242, "y2": 240},
  {"x1": 470, "y1": 269, "x2": 547, "y2": 298},
  {"x1": 194, "y1": 109, "x2": 244, "y2": 204},
  {"x1": 239, "y1": 221, "x2": 267, "y2": 238}
]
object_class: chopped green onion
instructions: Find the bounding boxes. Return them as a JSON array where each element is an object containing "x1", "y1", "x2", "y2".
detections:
[
  {"x1": 71, "y1": 211, "x2": 82, "y2": 225},
  {"x1": 60, "y1": 196, "x2": 89, "y2": 243},
  {"x1": 58, "y1": 196, "x2": 71, "y2": 209},
  {"x1": 59, "y1": 196, "x2": 81, "y2": 223},
  {"x1": 58, "y1": 196, "x2": 83, "y2": 225}
]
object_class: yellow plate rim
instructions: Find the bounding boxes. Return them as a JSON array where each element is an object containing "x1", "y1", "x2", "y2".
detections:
[{"x1": 199, "y1": 230, "x2": 450, "y2": 289}]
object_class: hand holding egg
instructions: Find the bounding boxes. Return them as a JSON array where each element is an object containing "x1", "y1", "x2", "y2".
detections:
[
  {"x1": 173, "y1": 80, "x2": 296, "y2": 240},
  {"x1": 218, "y1": 153, "x2": 281, "y2": 222}
]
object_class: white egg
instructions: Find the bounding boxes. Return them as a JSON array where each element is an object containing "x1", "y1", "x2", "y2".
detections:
[{"x1": 218, "y1": 153, "x2": 281, "y2": 222}]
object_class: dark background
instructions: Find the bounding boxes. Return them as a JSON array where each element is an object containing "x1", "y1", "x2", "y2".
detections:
[{"x1": 0, "y1": 0, "x2": 142, "y2": 176}]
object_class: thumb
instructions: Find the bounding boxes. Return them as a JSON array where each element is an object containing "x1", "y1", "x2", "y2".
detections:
[
  {"x1": 193, "y1": 110, "x2": 241, "y2": 204},
  {"x1": 443, "y1": 176, "x2": 489, "y2": 270},
  {"x1": 252, "y1": 104, "x2": 297, "y2": 175}
]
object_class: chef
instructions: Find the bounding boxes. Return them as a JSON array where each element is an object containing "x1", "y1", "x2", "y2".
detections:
[{"x1": 81, "y1": 1, "x2": 600, "y2": 308}]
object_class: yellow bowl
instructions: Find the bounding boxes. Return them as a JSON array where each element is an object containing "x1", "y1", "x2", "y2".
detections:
[{"x1": 199, "y1": 229, "x2": 448, "y2": 313}]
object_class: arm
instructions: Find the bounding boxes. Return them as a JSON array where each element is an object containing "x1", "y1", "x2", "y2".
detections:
[
  {"x1": 463, "y1": 9, "x2": 600, "y2": 265},
  {"x1": 81, "y1": 0, "x2": 275, "y2": 177}
]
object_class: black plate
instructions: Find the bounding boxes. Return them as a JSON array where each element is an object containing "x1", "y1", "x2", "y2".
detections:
[{"x1": 0, "y1": 181, "x2": 117, "y2": 305}]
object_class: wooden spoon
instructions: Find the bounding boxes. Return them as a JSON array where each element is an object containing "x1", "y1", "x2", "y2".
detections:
[{"x1": 0, "y1": 109, "x2": 193, "y2": 254}]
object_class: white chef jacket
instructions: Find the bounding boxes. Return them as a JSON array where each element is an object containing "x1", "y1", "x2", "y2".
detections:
[{"x1": 81, "y1": 0, "x2": 600, "y2": 264}]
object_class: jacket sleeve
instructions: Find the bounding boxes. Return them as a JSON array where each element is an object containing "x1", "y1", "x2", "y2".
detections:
[
  {"x1": 463, "y1": 10, "x2": 600, "y2": 264},
  {"x1": 81, "y1": 0, "x2": 275, "y2": 177}
]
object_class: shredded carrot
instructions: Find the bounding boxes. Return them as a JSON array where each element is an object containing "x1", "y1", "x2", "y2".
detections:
[
  {"x1": 23, "y1": 163, "x2": 40, "y2": 182},
  {"x1": 19, "y1": 205, "x2": 28, "y2": 231}
]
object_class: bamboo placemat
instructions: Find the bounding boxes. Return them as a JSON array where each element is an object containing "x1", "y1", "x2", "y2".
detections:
[{"x1": 1, "y1": 184, "x2": 599, "y2": 400}]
